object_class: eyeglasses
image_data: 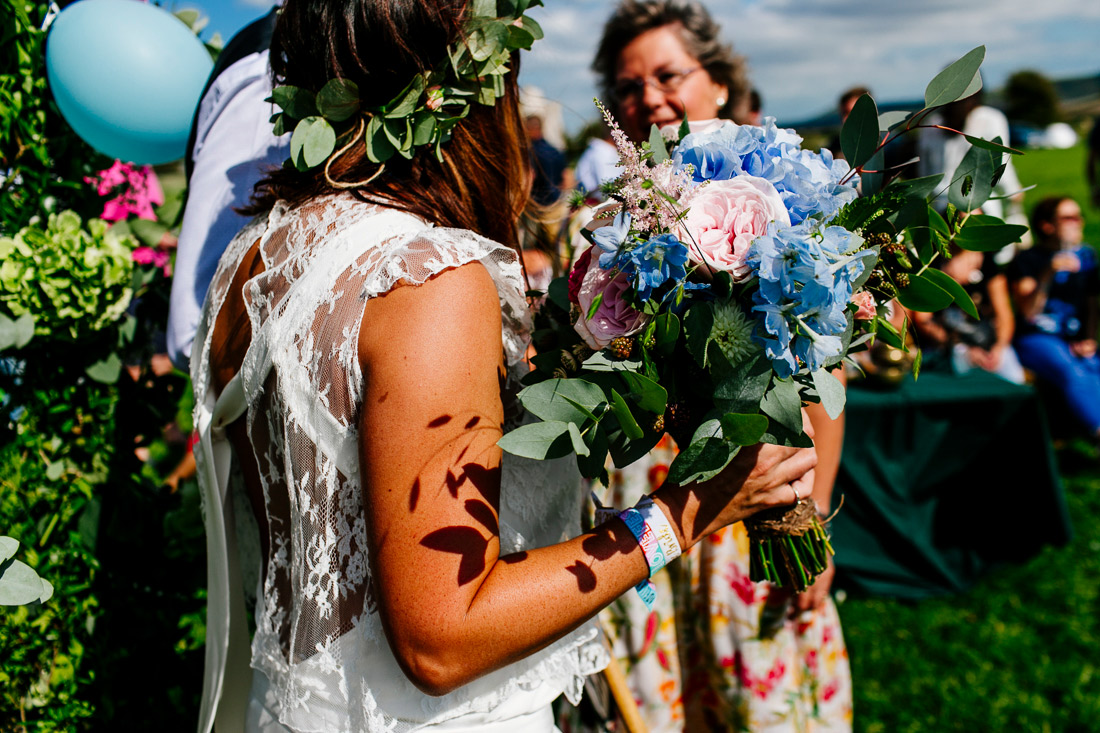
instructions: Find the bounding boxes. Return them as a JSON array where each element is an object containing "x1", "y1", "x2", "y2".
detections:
[{"x1": 612, "y1": 67, "x2": 703, "y2": 102}]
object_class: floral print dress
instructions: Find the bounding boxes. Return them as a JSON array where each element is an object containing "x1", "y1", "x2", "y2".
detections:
[{"x1": 596, "y1": 436, "x2": 852, "y2": 733}]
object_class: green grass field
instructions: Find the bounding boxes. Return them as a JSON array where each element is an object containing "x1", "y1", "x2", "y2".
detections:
[
  {"x1": 1013, "y1": 143, "x2": 1100, "y2": 246},
  {"x1": 837, "y1": 144, "x2": 1100, "y2": 732}
]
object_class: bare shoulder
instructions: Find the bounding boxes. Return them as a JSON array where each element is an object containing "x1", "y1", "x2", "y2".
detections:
[{"x1": 357, "y1": 261, "x2": 502, "y2": 367}]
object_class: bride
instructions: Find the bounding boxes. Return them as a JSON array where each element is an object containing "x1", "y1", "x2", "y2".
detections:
[{"x1": 191, "y1": 1, "x2": 818, "y2": 731}]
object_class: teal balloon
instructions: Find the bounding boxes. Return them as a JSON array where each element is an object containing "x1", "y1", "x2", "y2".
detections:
[{"x1": 46, "y1": 0, "x2": 214, "y2": 165}]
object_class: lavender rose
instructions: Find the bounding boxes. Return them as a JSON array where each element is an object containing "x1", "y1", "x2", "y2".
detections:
[
  {"x1": 573, "y1": 254, "x2": 648, "y2": 350},
  {"x1": 678, "y1": 176, "x2": 791, "y2": 281}
]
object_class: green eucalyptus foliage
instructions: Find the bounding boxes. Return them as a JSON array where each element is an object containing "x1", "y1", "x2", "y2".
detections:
[{"x1": 270, "y1": 0, "x2": 546, "y2": 169}]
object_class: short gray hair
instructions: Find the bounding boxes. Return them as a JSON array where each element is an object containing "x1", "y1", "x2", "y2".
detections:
[{"x1": 593, "y1": 0, "x2": 750, "y2": 122}]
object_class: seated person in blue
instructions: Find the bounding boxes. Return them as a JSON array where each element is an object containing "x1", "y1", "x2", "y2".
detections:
[
  {"x1": 913, "y1": 244, "x2": 1025, "y2": 383},
  {"x1": 1008, "y1": 196, "x2": 1100, "y2": 442}
]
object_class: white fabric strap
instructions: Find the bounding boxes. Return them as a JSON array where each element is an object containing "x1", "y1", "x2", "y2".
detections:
[{"x1": 635, "y1": 495, "x2": 682, "y2": 566}]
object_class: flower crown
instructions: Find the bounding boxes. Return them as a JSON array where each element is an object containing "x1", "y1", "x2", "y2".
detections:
[{"x1": 268, "y1": 0, "x2": 544, "y2": 184}]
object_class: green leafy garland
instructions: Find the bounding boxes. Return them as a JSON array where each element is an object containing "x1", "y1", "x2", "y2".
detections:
[{"x1": 269, "y1": 0, "x2": 544, "y2": 173}]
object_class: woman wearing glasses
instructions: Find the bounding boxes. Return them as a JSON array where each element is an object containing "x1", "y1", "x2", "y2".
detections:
[
  {"x1": 1009, "y1": 197, "x2": 1100, "y2": 444},
  {"x1": 585, "y1": 3, "x2": 853, "y2": 731}
]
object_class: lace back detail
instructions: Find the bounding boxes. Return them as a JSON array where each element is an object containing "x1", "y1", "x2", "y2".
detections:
[{"x1": 193, "y1": 194, "x2": 607, "y2": 733}]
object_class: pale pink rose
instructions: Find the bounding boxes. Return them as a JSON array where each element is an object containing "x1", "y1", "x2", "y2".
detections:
[
  {"x1": 573, "y1": 257, "x2": 647, "y2": 350},
  {"x1": 852, "y1": 290, "x2": 877, "y2": 320},
  {"x1": 679, "y1": 176, "x2": 790, "y2": 281}
]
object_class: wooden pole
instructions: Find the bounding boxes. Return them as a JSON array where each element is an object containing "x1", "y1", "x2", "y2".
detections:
[{"x1": 600, "y1": 636, "x2": 649, "y2": 733}]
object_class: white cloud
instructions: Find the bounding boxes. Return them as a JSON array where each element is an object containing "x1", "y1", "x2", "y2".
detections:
[{"x1": 519, "y1": 0, "x2": 1100, "y2": 130}]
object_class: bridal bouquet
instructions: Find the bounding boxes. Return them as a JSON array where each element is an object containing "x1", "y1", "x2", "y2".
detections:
[{"x1": 499, "y1": 47, "x2": 1025, "y2": 590}]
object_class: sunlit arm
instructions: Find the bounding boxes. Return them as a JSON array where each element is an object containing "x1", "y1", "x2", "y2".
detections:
[{"x1": 356, "y1": 263, "x2": 816, "y2": 695}]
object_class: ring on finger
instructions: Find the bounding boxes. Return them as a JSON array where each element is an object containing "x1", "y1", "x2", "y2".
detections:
[{"x1": 791, "y1": 483, "x2": 800, "y2": 503}]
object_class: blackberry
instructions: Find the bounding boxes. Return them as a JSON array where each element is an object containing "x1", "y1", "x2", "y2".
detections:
[{"x1": 651, "y1": 414, "x2": 665, "y2": 433}]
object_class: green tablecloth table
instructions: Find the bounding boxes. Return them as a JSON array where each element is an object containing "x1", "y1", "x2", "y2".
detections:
[{"x1": 830, "y1": 370, "x2": 1072, "y2": 600}]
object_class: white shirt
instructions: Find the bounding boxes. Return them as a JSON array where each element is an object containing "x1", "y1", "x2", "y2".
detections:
[
  {"x1": 917, "y1": 105, "x2": 1022, "y2": 220},
  {"x1": 167, "y1": 50, "x2": 289, "y2": 368},
  {"x1": 574, "y1": 137, "x2": 621, "y2": 198}
]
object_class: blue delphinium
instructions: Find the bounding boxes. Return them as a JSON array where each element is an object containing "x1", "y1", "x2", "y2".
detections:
[
  {"x1": 673, "y1": 118, "x2": 858, "y2": 227},
  {"x1": 591, "y1": 210, "x2": 633, "y2": 269},
  {"x1": 620, "y1": 233, "x2": 689, "y2": 302},
  {"x1": 746, "y1": 222, "x2": 871, "y2": 377},
  {"x1": 589, "y1": 210, "x2": 689, "y2": 303}
]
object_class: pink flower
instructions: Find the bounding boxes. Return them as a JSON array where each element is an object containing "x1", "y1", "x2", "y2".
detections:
[
  {"x1": 573, "y1": 255, "x2": 647, "y2": 350},
  {"x1": 678, "y1": 176, "x2": 790, "y2": 280},
  {"x1": 726, "y1": 564, "x2": 758, "y2": 605},
  {"x1": 86, "y1": 160, "x2": 164, "y2": 222},
  {"x1": 853, "y1": 290, "x2": 877, "y2": 320},
  {"x1": 132, "y1": 246, "x2": 171, "y2": 275}
]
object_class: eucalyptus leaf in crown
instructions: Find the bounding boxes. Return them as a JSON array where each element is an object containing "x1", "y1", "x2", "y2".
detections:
[
  {"x1": 498, "y1": 46, "x2": 1026, "y2": 592},
  {"x1": 268, "y1": 0, "x2": 544, "y2": 172}
]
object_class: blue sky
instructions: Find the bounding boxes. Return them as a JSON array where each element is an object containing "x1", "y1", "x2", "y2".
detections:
[{"x1": 184, "y1": 0, "x2": 1100, "y2": 131}]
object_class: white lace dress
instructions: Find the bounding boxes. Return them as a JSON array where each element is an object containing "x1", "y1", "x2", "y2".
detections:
[{"x1": 191, "y1": 194, "x2": 608, "y2": 733}]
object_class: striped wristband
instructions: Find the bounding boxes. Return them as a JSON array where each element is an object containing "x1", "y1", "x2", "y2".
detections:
[{"x1": 635, "y1": 495, "x2": 682, "y2": 567}]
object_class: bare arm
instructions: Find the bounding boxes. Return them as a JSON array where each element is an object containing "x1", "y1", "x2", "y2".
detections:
[
  {"x1": 1011, "y1": 274, "x2": 1048, "y2": 323},
  {"x1": 987, "y1": 274, "x2": 1016, "y2": 350},
  {"x1": 356, "y1": 263, "x2": 816, "y2": 695}
]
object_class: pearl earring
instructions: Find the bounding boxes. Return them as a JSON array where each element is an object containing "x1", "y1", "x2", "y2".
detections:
[{"x1": 716, "y1": 96, "x2": 727, "y2": 106}]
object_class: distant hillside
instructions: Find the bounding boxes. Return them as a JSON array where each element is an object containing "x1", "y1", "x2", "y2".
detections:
[{"x1": 786, "y1": 70, "x2": 1100, "y2": 132}]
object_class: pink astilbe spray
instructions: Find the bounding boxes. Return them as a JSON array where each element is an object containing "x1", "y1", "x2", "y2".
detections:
[
  {"x1": 85, "y1": 160, "x2": 164, "y2": 222},
  {"x1": 595, "y1": 100, "x2": 692, "y2": 233}
]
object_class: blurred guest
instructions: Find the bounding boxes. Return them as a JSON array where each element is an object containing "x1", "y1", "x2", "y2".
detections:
[
  {"x1": 525, "y1": 113, "x2": 567, "y2": 206},
  {"x1": 917, "y1": 88, "x2": 1026, "y2": 261},
  {"x1": 167, "y1": 8, "x2": 286, "y2": 369},
  {"x1": 746, "y1": 87, "x2": 763, "y2": 125},
  {"x1": 828, "y1": 86, "x2": 870, "y2": 159},
  {"x1": 586, "y1": 2, "x2": 852, "y2": 731},
  {"x1": 574, "y1": 129, "x2": 621, "y2": 202},
  {"x1": 911, "y1": 246, "x2": 1025, "y2": 383},
  {"x1": 1009, "y1": 197, "x2": 1100, "y2": 443}
]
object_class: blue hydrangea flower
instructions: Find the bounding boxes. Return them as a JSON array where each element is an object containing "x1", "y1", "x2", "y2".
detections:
[
  {"x1": 673, "y1": 118, "x2": 859, "y2": 226},
  {"x1": 745, "y1": 221, "x2": 869, "y2": 377},
  {"x1": 591, "y1": 210, "x2": 632, "y2": 269}
]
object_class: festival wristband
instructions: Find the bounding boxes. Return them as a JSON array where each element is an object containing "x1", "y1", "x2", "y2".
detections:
[
  {"x1": 619, "y1": 508, "x2": 668, "y2": 577},
  {"x1": 635, "y1": 495, "x2": 682, "y2": 566},
  {"x1": 618, "y1": 509, "x2": 662, "y2": 610},
  {"x1": 589, "y1": 493, "x2": 668, "y2": 610}
]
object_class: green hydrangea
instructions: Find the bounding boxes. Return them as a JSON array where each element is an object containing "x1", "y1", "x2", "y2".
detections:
[{"x1": 0, "y1": 210, "x2": 135, "y2": 340}]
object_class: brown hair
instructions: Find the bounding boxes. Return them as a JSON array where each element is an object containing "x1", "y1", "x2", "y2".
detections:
[
  {"x1": 593, "y1": 0, "x2": 750, "y2": 123},
  {"x1": 245, "y1": 0, "x2": 531, "y2": 249},
  {"x1": 1030, "y1": 196, "x2": 1075, "y2": 247},
  {"x1": 837, "y1": 86, "x2": 871, "y2": 113}
]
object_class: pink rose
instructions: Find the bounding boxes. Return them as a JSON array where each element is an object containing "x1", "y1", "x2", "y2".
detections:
[
  {"x1": 852, "y1": 290, "x2": 876, "y2": 320},
  {"x1": 679, "y1": 176, "x2": 790, "y2": 281},
  {"x1": 573, "y1": 256, "x2": 647, "y2": 350}
]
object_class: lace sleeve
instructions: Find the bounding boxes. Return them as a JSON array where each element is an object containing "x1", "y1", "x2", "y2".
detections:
[{"x1": 352, "y1": 225, "x2": 532, "y2": 366}]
